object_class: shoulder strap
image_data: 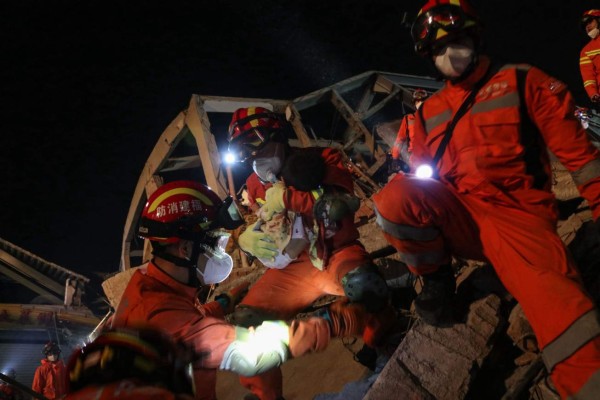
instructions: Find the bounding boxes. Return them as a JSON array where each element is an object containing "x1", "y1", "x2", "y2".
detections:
[{"x1": 430, "y1": 63, "x2": 501, "y2": 171}]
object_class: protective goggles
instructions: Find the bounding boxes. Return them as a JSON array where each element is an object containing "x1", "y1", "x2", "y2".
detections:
[{"x1": 412, "y1": 5, "x2": 475, "y2": 55}]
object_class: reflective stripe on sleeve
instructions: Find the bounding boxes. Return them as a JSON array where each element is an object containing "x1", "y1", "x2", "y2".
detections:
[
  {"x1": 374, "y1": 206, "x2": 440, "y2": 241},
  {"x1": 569, "y1": 369, "x2": 600, "y2": 400},
  {"x1": 424, "y1": 109, "x2": 452, "y2": 134},
  {"x1": 397, "y1": 249, "x2": 447, "y2": 268},
  {"x1": 542, "y1": 309, "x2": 600, "y2": 372},
  {"x1": 584, "y1": 80, "x2": 597, "y2": 87},
  {"x1": 471, "y1": 92, "x2": 520, "y2": 115},
  {"x1": 571, "y1": 159, "x2": 600, "y2": 186}
]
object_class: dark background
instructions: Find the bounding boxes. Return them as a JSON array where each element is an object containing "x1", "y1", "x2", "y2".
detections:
[{"x1": 0, "y1": 0, "x2": 594, "y2": 306}]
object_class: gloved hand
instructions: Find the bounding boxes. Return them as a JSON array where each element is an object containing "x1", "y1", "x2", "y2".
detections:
[
  {"x1": 238, "y1": 221, "x2": 279, "y2": 260},
  {"x1": 592, "y1": 94, "x2": 600, "y2": 103},
  {"x1": 261, "y1": 182, "x2": 286, "y2": 221},
  {"x1": 215, "y1": 281, "x2": 251, "y2": 314}
]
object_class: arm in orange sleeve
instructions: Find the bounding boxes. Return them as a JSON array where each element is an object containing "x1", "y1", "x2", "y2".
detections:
[
  {"x1": 580, "y1": 46, "x2": 599, "y2": 99},
  {"x1": 142, "y1": 298, "x2": 237, "y2": 370},
  {"x1": 202, "y1": 301, "x2": 226, "y2": 318},
  {"x1": 283, "y1": 148, "x2": 354, "y2": 214},
  {"x1": 392, "y1": 115, "x2": 410, "y2": 160},
  {"x1": 525, "y1": 66, "x2": 600, "y2": 220},
  {"x1": 31, "y1": 366, "x2": 44, "y2": 395}
]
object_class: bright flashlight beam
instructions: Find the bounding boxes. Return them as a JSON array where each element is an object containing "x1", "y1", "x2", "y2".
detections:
[
  {"x1": 224, "y1": 152, "x2": 236, "y2": 164},
  {"x1": 415, "y1": 164, "x2": 434, "y2": 179}
]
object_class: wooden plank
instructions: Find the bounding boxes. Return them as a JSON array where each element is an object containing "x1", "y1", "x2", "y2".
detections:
[
  {"x1": 186, "y1": 95, "x2": 228, "y2": 198},
  {"x1": 292, "y1": 71, "x2": 375, "y2": 111},
  {"x1": 362, "y1": 86, "x2": 401, "y2": 120},
  {"x1": 142, "y1": 176, "x2": 163, "y2": 264},
  {"x1": 0, "y1": 262, "x2": 63, "y2": 304},
  {"x1": 374, "y1": 71, "x2": 444, "y2": 92},
  {"x1": 285, "y1": 103, "x2": 312, "y2": 148},
  {"x1": 120, "y1": 111, "x2": 187, "y2": 270},
  {"x1": 342, "y1": 78, "x2": 376, "y2": 143},
  {"x1": 159, "y1": 155, "x2": 203, "y2": 173},
  {"x1": 198, "y1": 96, "x2": 288, "y2": 113},
  {"x1": 330, "y1": 89, "x2": 379, "y2": 155}
]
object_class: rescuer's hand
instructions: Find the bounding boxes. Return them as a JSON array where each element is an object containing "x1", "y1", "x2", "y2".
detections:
[
  {"x1": 238, "y1": 222, "x2": 279, "y2": 260},
  {"x1": 261, "y1": 182, "x2": 286, "y2": 221},
  {"x1": 592, "y1": 94, "x2": 600, "y2": 103},
  {"x1": 215, "y1": 281, "x2": 251, "y2": 314}
]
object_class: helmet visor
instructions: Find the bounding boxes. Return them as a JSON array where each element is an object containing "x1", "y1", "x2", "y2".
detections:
[{"x1": 412, "y1": 5, "x2": 471, "y2": 54}]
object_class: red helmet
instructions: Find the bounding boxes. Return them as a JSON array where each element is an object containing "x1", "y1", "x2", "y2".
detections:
[
  {"x1": 411, "y1": 0, "x2": 482, "y2": 56},
  {"x1": 582, "y1": 9, "x2": 600, "y2": 29},
  {"x1": 138, "y1": 180, "x2": 243, "y2": 243},
  {"x1": 66, "y1": 327, "x2": 195, "y2": 396},
  {"x1": 412, "y1": 88, "x2": 429, "y2": 103},
  {"x1": 227, "y1": 107, "x2": 285, "y2": 161},
  {"x1": 43, "y1": 341, "x2": 61, "y2": 356}
]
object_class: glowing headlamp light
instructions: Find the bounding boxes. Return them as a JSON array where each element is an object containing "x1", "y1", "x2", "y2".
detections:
[{"x1": 415, "y1": 164, "x2": 434, "y2": 179}]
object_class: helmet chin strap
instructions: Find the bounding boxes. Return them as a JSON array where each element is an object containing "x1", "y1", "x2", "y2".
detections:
[{"x1": 152, "y1": 241, "x2": 203, "y2": 287}]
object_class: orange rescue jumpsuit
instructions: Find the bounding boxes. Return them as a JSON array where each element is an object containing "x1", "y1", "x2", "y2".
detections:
[
  {"x1": 373, "y1": 56, "x2": 600, "y2": 399},
  {"x1": 32, "y1": 359, "x2": 67, "y2": 399},
  {"x1": 580, "y1": 34, "x2": 600, "y2": 100},
  {"x1": 111, "y1": 262, "x2": 331, "y2": 400},
  {"x1": 239, "y1": 147, "x2": 372, "y2": 399},
  {"x1": 391, "y1": 113, "x2": 415, "y2": 162}
]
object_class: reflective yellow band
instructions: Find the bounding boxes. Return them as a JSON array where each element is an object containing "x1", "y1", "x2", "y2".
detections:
[
  {"x1": 311, "y1": 188, "x2": 324, "y2": 200},
  {"x1": 424, "y1": 109, "x2": 452, "y2": 135},
  {"x1": 374, "y1": 206, "x2": 440, "y2": 241},
  {"x1": 471, "y1": 91, "x2": 520, "y2": 115},
  {"x1": 569, "y1": 369, "x2": 600, "y2": 400},
  {"x1": 542, "y1": 309, "x2": 600, "y2": 372},
  {"x1": 397, "y1": 249, "x2": 447, "y2": 268},
  {"x1": 580, "y1": 60, "x2": 593, "y2": 65},
  {"x1": 572, "y1": 159, "x2": 600, "y2": 187},
  {"x1": 584, "y1": 80, "x2": 597, "y2": 87}
]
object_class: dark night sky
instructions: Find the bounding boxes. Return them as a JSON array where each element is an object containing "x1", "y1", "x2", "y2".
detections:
[{"x1": 0, "y1": 1, "x2": 594, "y2": 301}]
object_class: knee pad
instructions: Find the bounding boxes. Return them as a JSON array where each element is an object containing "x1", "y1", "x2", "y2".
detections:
[
  {"x1": 229, "y1": 306, "x2": 280, "y2": 328},
  {"x1": 341, "y1": 265, "x2": 389, "y2": 312}
]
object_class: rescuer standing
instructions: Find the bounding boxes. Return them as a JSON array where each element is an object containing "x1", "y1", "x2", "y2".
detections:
[{"x1": 372, "y1": 1, "x2": 600, "y2": 398}]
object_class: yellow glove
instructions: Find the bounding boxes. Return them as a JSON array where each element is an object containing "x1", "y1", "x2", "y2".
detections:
[
  {"x1": 261, "y1": 182, "x2": 286, "y2": 221},
  {"x1": 238, "y1": 222, "x2": 279, "y2": 260}
]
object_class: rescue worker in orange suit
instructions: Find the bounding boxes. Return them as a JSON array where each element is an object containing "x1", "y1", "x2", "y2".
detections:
[
  {"x1": 371, "y1": 1, "x2": 600, "y2": 398},
  {"x1": 390, "y1": 88, "x2": 429, "y2": 168},
  {"x1": 64, "y1": 327, "x2": 197, "y2": 400},
  {"x1": 580, "y1": 9, "x2": 600, "y2": 106},
  {"x1": 32, "y1": 341, "x2": 67, "y2": 399},
  {"x1": 227, "y1": 107, "x2": 392, "y2": 400},
  {"x1": 111, "y1": 180, "x2": 374, "y2": 400}
]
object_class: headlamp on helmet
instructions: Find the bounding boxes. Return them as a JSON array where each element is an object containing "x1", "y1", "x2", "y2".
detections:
[{"x1": 227, "y1": 107, "x2": 285, "y2": 162}]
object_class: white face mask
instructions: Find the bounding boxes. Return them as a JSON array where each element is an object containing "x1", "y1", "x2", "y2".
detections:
[
  {"x1": 196, "y1": 235, "x2": 233, "y2": 285},
  {"x1": 589, "y1": 28, "x2": 600, "y2": 39},
  {"x1": 433, "y1": 43, "x2": 475, "y2": 79},
  {"x1": 252, "y1": 142, "x2": 285, "y2": 183}
]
